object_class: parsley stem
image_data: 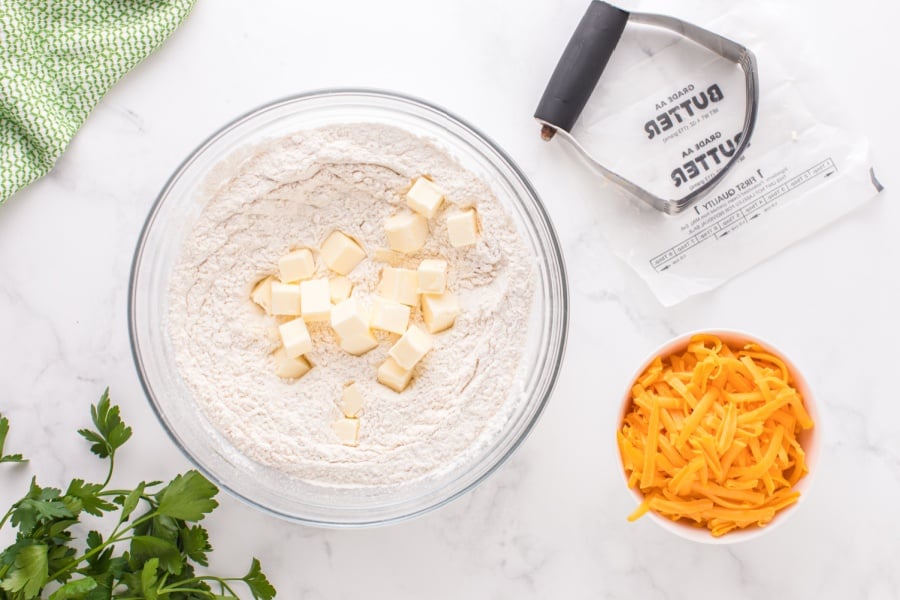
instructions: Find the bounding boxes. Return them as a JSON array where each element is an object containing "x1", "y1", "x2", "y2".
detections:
[
  {"x1": 101, "y1": 454, "x2": 115, "y2": 489},
  {"x1": 156, "y1": 587, "x2": 218, "y2": 596},
  {"x1": 126, "y1": 510, "x2": 159, "y2": 530},
  {"x1": 220, "y1": 580, "x2": 240, "y2": 596},
  {"x1": 97, "y1": 489, "x2": 156, "y2": 497},
  {"x1": 160, "y1": 576, "x2": 241, "y2": 597},
  {"x1": 0, "y1": 505, "x2": 13, "y2": 530}
]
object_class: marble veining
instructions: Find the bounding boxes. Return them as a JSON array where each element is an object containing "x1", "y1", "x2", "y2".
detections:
[{"x1": 1, "y1": 0, "x2": 898, "y2": 598}]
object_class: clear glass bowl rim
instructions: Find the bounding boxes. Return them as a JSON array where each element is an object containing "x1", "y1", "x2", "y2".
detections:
[{"x1": 128, "y1": 88, "x2": 569, "y2": 527}]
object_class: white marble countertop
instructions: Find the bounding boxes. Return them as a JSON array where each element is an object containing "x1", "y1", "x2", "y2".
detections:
[{"x1": 1, "y1": 0, "x2": 898, "y2": 598}]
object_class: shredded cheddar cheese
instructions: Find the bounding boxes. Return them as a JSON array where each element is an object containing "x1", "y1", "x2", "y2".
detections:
[{"x1": 619, "y1": 334, "x2": 813, "y2": 537}]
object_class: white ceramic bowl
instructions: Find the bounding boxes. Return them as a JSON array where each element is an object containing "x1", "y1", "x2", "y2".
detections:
[{"x1": 616, "y1": 329, "x2": 820, "y2": 544}]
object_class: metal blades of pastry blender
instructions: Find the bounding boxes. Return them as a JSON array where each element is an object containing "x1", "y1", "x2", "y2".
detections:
[{"x1": 534, "y1": 1, "x2": 759, "y2": 215}]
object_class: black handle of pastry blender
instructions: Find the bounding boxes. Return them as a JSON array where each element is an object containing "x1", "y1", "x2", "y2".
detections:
[{"x1": 535, "y1": 1, "x2": 629, "y2": 140}]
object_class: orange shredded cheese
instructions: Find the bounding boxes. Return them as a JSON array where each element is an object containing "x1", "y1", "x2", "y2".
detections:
[{"x1": 619, "y1": 335, "x2": 814, "y2": 537}]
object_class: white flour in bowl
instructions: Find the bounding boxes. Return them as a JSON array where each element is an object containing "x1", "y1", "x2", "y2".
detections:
[{"x1": 167, "y1": 123, "x2": 534, "y2": 487}]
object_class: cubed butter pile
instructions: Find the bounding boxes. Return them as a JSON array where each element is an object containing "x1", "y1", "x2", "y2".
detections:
[
  {"x1": 251, "y1": 232, "x2": 369, "y2": 378},
  {"x1": 248, "y1": 175, "x2": 477, "y2": 446},
  {"x1": 386, "y1": 175, "x2": 480, "y2": 253}
]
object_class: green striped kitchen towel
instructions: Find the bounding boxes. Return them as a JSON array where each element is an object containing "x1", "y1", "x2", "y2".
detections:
[{"x1": 0, "y1": 0, "x2": 197, "y2": 204}]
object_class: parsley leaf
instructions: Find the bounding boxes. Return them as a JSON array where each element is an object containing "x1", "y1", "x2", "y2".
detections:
[
  {"x1": 83, "y1": 531, "x2": 114, "y2": 576},
  {"x1": 46, "y1": 542, "x2": 77, "y2": 582},
  {"x1": 0, "y1": 539, "x2": 37, "y2": 569},
  {"x1": 48, "y1": 576, "x2": 97, "y2": 599},
  {"x1": 133, "y1": 513, "x2": 180, "y2": 546},
  {"x1": 65, "y1": 479, "x2": 115, "y2": 517},
  {"x1": 0, "y1": 414, "x2": 26, "y2": 463},
  {"x1": 46, "y1": 518, "x2": 78, "y2": 539},
  {"x1": 156, "y1": 471, "x2": 219, "y2": 521},
  {"x1": 243, "y1": 558, "x2": 277, "y2": 600},
  {"x1": 85, "y1": 530, "x2": 103, "y2": 551},
  {"x1": 0, "y1": 543, "x2": 49, "y2": 598},
  {"x1": 120, "y1": 481, "x2": 145, "y2": 522},
  {"x1": 140, "y1": 557, "x2": 160, "y2": 600},
  {"x1": 130, "y1": 535, "x2": 184, "y2": 576},
  {"x1": 11, "y1": 480, "x2": 74, "y2": 536},
  {"x1": 179, "y1": 524, "x2": 212, "y2": 567},
  {"x1": 77, "y1": 388, "x2": 132, "y2": 459}
]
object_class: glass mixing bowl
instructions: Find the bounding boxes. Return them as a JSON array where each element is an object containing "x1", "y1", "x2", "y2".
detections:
[{"x1": 129, "y1": 89, "x2": 568, "y2": 526}]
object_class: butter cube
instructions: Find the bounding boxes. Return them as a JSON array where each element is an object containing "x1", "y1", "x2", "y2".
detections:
[
  {"x1": 447, "y1": 209, "x2": 478, "y2": 247},
  {"x1": 378, "y1": 267, "x2": 419, "y2": 307},
  {"x1": 372, "y1": 247, "x2": 405, "y2": 266},
  {"x1": 321, "y1": 231, "x2": 366, "y2": 275},
  {"x1": 331, "y1": 298, "x2": 370, "y2": 340},
  {"x1": 332, "y1": 417, "x2": 360, "y2": 446},
  {"x1": 339, "y1": 382, "x2": 364, "y2": 417},
  {"x1": 273, "y1": 348, "x2": 312, "y2": 379},
  {"x1": 330, "y1": 299, "x2": 375, "y2": 356},
  {"x1": 370, "y1": 296, "x2": 410, "y2": 335},
  {"x1": 270, "y1": 281, "x2": 301, "y2": 316},
  {"x1": 377, "y1": 357, "x2": 413, "y2": 393},
  {"x1": 422, "y1": 292, "x2": 461, "y2": 333},
  {"x1": 278, "y1": 317, "x2": 312, "y2": 358},
  {"x1": 250, "y1": 276, "x2": 274, "y2": 314},
  {"x1": 339, "y1": 330, "x2": 378, "y2": 356},
  {"x1": 278, "y1": 248, "x2": 315, "y2": 282},
  {"x1": 385, "y1": 212, "x2": 428, "y2": 254},
  {"x1": 406, "y1": 176, "x2": 445, "y2": 218},
  {"x1": 329, "y1": 276, "x2": 353, "y2": 304},
  {"x1": 417, "y1": 259, "x2": 447, "y2": 294},
  {"x1": 388, "y1": 325, "x2": 433, "y2": 370},
  {"x1": 300, "y1": 278, "x2": 331, "y2": 321}
]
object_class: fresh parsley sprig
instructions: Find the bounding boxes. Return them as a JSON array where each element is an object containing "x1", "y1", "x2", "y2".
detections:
[
  {"x1": 0, "y1": 415, "x2": 26, "y2": 465},
  {"x1": 0, "y1": 389, "x2": 276, "y2": 600}
]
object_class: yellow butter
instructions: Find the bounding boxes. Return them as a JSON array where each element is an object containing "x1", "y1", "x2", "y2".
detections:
[
  {"x1": 422, "y1": 291, "x2": 460, "y2": 333},
  {"x1": 332, "y1": 417, "x2": 360, "y2": 446},
  {"x1": 273, "y1": 348, "x2": 312, "y2": 379},
  {"x1": 299, "y1": 278, "x2": 331, "y2": 322},
  {"x1": 321, "y1": 231, "x2": 366, "y2": 275},
  {"x1": 385, "y1": 212, "x2": 428, "y2": 254},
  {"x1": 339, "y1": 382, "x2": 364, "y2": 417},
  {"x1": 328, "y1": 276, "x2": 353, "y2": 304},
  {"x1": 417, "y1": 259, "x2": 447, "y2": 294},
  {"x1": 278, "y1": 317, "x2": 312, "y2": 358},
  {"x1": 370, "y1": 296, "x2": 410, "y2": 335},
  {"x1": 339, "y1": 330, "x2": 378, "y2": 356},
  {"x1": 250, "y1": 276, "x2": 275, "y2": 315},
  {"x1": 278, "y1": 248, "x2": 315, "y2": 282},
  {"x1": 331, "y1": 298, "x2": 370, "y2": 341},
  {"x1": 378, "y1": 267, "x2": 419, "y2": 307},
  {"x1": 388, "y1": 325, "x2": 433, "y2": 370},
  {"x1": 270, "y1": 281, "x2": 301, "y2": 316},
  {"x1": 446, "y1": 209, "x2": 478, "y2": 247},
  {"x1": 377, "y1": 357, "x2": 413, "y2": 392},
  {"x1": 406, "y1": 176, "x2": 445, "y2": 218}
]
